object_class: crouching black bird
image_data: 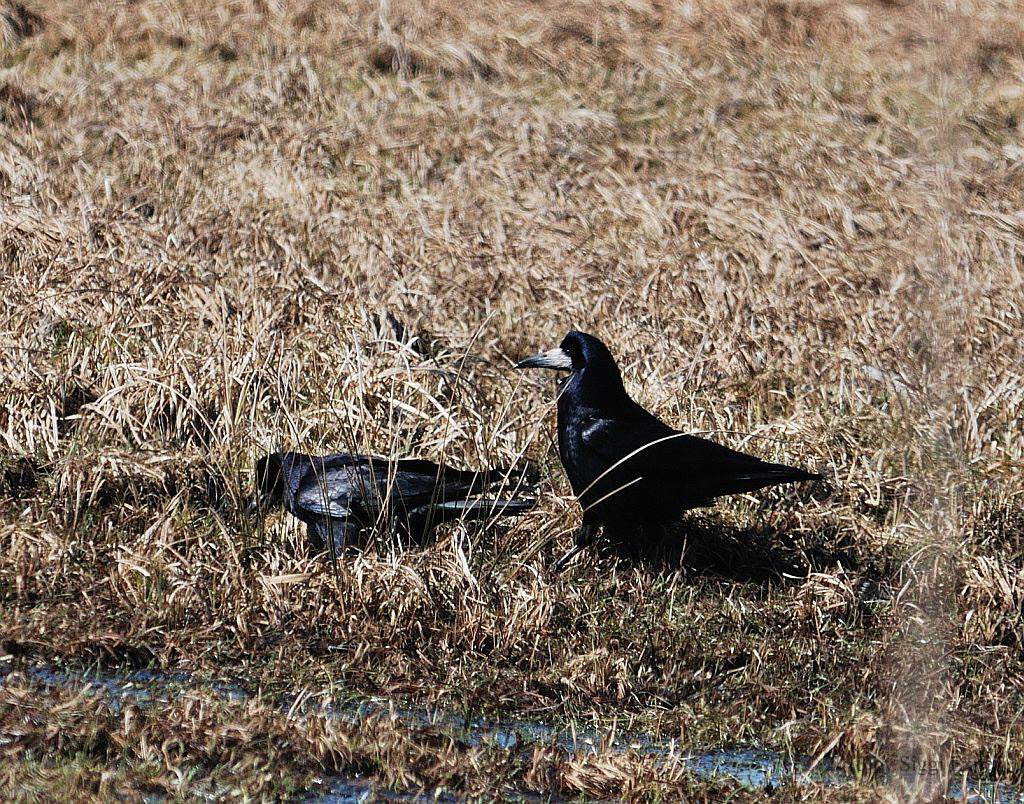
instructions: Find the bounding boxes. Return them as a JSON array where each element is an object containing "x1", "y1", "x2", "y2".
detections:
[
  {"x1": 516, "y1": 331, "x2": 822, "y2": 571},
  {"x1": 249, "y1": 451, "x2": 537, "y2": 560}
]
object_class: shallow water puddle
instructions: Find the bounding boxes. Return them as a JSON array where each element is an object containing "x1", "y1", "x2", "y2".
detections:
[
  {"x1": 304, "y1": 776, "x2": 559, "y2": 803},
  {"x1": 4, "y1": 665, "x2": 1021, "y2": 803},
  {"x1": 302, "y1": 777, "x2": 461, "y2": 803}
]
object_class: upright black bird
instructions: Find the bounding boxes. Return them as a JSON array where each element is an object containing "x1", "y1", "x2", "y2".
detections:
[
  {"x1": 516, "y1": 331, "x2": 821, "y2": 570},
  {"x1": 250, "y1": 452, "x2": 536, "y2": 559}
]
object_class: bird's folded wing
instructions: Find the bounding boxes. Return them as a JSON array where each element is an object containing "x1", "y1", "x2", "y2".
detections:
[
  {"x1": 294, "y1": 471, "x2": 356, "y2": 517},
  {"x1": 296, "y1": 463, "x2": 471, "y2": 516},
  {"x1": 391, "y1": 459, "x2": 510, "y2": 498},
  {"x1": 580, "y1": 418, "x2": 771, "y2": 476},
  {"x1": 356, "y1": 457, "x2": 466, "y2": 501},
  {"x1": 581, "y1": 417, "x2": 679, "y2": 466},
  {"x1": 388, "y1": 468, "x2": 470, "y2": 504}
]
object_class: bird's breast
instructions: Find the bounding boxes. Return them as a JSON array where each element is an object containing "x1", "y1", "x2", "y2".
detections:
[{"x1": 555, "y1": 413, "x2": 599, "y2": 498}]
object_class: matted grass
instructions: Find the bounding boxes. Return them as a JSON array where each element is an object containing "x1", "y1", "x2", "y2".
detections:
[{"x1": 2, "y1": 0, "x2": 1024, "y2": 798}]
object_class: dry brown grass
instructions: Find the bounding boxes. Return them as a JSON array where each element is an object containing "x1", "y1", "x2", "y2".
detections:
[{"x1": 3, "y1": 0, "x2": 1024, "y2": 798}]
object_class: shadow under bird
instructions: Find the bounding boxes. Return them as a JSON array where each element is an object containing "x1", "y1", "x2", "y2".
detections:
[
  {"x1": 516, "y1": 331, "x2": 822, "y2": 571},
  {"x1": 250, "y1": 451, "x2": 537, "y2": 560}
]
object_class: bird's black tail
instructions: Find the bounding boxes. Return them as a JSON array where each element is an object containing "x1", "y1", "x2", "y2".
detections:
[
  {"x1": 758, "y1": 465, "x2": 821, "y2": 482},
  {"x1": 430, "y1": 497, "x2": 537, "y2": 520},
  {"x1": 732, "y1": 463, "x2": 822, "y2": 493}
]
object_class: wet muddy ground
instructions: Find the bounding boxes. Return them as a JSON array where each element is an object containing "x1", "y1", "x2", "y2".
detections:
[{"x1": 5, "y1": 664, "x2": 1020, "y2": 803}]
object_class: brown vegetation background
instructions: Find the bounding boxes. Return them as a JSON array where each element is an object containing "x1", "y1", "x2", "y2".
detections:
[{"x1": 3, "y1": 0, "x2": 1024, "y2": 798}]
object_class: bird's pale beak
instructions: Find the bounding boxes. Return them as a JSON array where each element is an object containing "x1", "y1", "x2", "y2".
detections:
[{"x1": 515, "y1": 347, "x2": 573, "y2": 371}]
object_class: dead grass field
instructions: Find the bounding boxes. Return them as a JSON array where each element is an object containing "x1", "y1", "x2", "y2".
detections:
[{"x1": 3, "y1": 0, "x2": 1024, "y2": 799}]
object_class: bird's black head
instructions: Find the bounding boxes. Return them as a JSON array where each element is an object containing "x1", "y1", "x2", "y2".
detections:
[
  {"x1": 251, "y1": 452, "x2": 285, "y2": 514},
  {"x1": 516, "y1": 330, "x2": 620, "y2": 374},
  {"x1": 559, "y1": 331, "x2": 618, "y2": 371}
]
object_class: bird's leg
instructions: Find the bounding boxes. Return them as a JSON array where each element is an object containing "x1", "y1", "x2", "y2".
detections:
[
  {"x1": 553, "y1": 522, "x2": 597, "y2": 573},
  {"x1": 403, "y1": 506, "x2": 437, "y2": 546}
]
